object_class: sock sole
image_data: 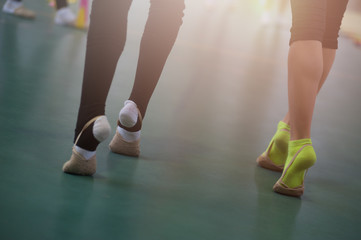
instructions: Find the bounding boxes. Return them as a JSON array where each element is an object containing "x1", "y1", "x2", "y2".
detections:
[
  {"x1": 63, "y1": 148, "x2": 96, "y2": 176},
  {"x1": 257, "y1": 122, "x2": 290, "y2": 172},
  {"x1": 256, "y1": 154, "x2": 284, "y2": 172},
  {"x1": 63, "y1": 115, "x2": 109, "y2": 176},
  {"x1": 109, "y1": 130, "x2": 140, "y2": 157},
  {"x1": 273, "y1": 180, "x2": 304, "y2": 197},
  {"x1": 273, "y1": 143, "x2": 316, "y2": 197}
]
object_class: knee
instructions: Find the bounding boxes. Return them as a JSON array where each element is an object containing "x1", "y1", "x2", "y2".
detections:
[{"x1": 289, "y1": 41, "x2": 324, "y2": 81}]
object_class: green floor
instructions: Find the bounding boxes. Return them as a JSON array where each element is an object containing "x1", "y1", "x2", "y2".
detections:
[{"x1": 1, "y1": 1, "x2": 361, "y2": 239}]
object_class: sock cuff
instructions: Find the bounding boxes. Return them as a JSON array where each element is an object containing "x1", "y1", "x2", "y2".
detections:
[
  {"x1": 289, "y1": 138, "x2": 312, "y2": 148},
  {"x1": 277, "y1": 121, "x2": 290, "y2": 131},
  {"x1": 117, "y1": 126, "x2": 141, "y2": 142}
]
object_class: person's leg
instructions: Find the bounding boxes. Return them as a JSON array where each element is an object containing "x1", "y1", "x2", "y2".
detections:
[
  {"x1": 281, "y1": 48, "x2": 335, "y2": 123},
  {"x1": 128, "y1": 0, "x2": 185, "y2": 122},
  {"x1": 261, "y1": 1, "x2": 345, "y2": 174},
  {"x1": 286, "y1": 0, "x2": 349, "y2": 137},
  {"x1": 109, "y1": 0, "x2": 185, "y2": 156},
  {"x1": 257, "y1": 0, "x2": 348, "y2": 175},
  {"x1": 274, "y1": 0, "x2": 349, "y2": 197},
  {"x1": 272, "y1": 0, "x2": 326, "y2": 197},
  {"x1": 259, "y1": 0, "x2": 327, "y2": 171},
  {"x1": 288, "y1": 41, "x2": 323, "y2": 140},
  {"x1": 2, "y1": 0, "x2": 36, "y2": 19},
  {"x1": 63, "y1": 0, "x2": 133, "y2": 175},
  {"x1": 281, "y1": 0, "x2": 348, "y2": 125},
  {"x1": 257, "y1": 47, "x2": 336, "y2": 172}
]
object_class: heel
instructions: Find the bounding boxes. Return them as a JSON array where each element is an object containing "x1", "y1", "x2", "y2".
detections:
[
  {"x1": 63, "y1": 148, "x2": 96, "y2": 176},
  {"x1": 119, "y1": 100, "x2": 142, "y2": 128},
  {"x1": 273, "y1": 143, "x2": 316, "y2": 197},
  {"x1": 109, "y1": 105, "x2": 142, "y2": 157},
  {"x1": 63, "y1": 116, "x2": 107, "y2": 176},
  {"x1": 109, "y1": 129, "x2": 140, "y2": 157}
]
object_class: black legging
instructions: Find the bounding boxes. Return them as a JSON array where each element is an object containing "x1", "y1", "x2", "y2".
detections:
[
  {"x1": 290, "y1": 0, "x2": 349, "y2": 49},
  {"x1": 75, "y1": 0, "x2": 185, "y2": 150}
]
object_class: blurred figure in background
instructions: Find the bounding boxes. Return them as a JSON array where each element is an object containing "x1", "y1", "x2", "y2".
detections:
[
  {"x1": 53, "y1": 0, "x2": 77, "y2": 27},
  {"x1": 2, "y1": 0, "x2": 35, "y2": 18},
  {"x1": 2, "y1": 0, "x2": 76, "y2": 27}
]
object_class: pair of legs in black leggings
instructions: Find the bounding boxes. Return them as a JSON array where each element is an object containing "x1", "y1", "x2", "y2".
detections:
[
  {"x1": 257, "y1": 0, "x2": 349, "y2": 197},
  {"x1": 63, "y1": 0, "x2": 185, "y2": 175}
]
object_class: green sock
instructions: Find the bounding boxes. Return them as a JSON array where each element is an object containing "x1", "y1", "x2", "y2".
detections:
[
  {"x1": 264, "y1": 121, "x2": 290, "y2": 166},
  {"x1": 281, "y1": 139, "x2": 317, "y2": 188}
]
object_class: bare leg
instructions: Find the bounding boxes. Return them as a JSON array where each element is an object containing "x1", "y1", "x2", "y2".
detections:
[
  {"x1": 271, "y1": 0, "x2": 348, "y2": 197},
  {"x1": 281, "y1": 48, "x2": 336, "y2": 127},
  {"x1": 288, "y1": 41, "x2": 323, "y2": 140}
]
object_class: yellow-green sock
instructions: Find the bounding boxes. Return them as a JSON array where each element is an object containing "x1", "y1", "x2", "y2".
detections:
[
  {"x1": 281, "y1": 138, "x2": 317, "y2": 188},
  {"x1": 265, "y1": 121, "x2": 290, "y2": 166}
]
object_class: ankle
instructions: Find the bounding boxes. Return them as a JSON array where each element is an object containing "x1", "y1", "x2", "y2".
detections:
[
  {"x1": 117, "y1": 126, "x2": 140, "y2": 142},
  {"x1": 74, "y1": 115, "x2": 110, "y2": 151},
  {"x1": 277, "y1": 121, "x2": 290, "y2": 131},
  {"x1": 74, "y1": 146, "x2": 96, "y2": 160},
  {"x1": 288, "y1": 139, "x2": 313, "y2": 154}
]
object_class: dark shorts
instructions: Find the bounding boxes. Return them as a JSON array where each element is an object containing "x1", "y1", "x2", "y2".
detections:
[{"x1": 290, "y1": 0, "x2": 349, "y2": 49}]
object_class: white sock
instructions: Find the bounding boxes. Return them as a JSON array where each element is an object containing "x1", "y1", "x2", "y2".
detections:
[
  {"x1": 75, "y1": 146, "x2": 96, "y2": 160},
  {"x1": 75, "y1": 116, "x2": 111, "y2": 160},
  {"x1": 117, "y1": 126, "x2": 140, "y2": 142},
  {"x1": 93, "y1": 116, "x2": 111, "y2": 142},
  {"x1": 3, "y1": 0, "x2": 23, "y2": 13},
  {"x1": 54, "y1": 7, "x2": 76, "y2": 25},
  {"x1": 119, "y1": 100, "x2": 139, "y2": 128}
]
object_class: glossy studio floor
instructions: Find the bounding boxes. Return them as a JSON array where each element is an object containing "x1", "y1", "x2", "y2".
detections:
[{"x1": 1, "y1": 1, "x2": 361, "y2": 239}]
